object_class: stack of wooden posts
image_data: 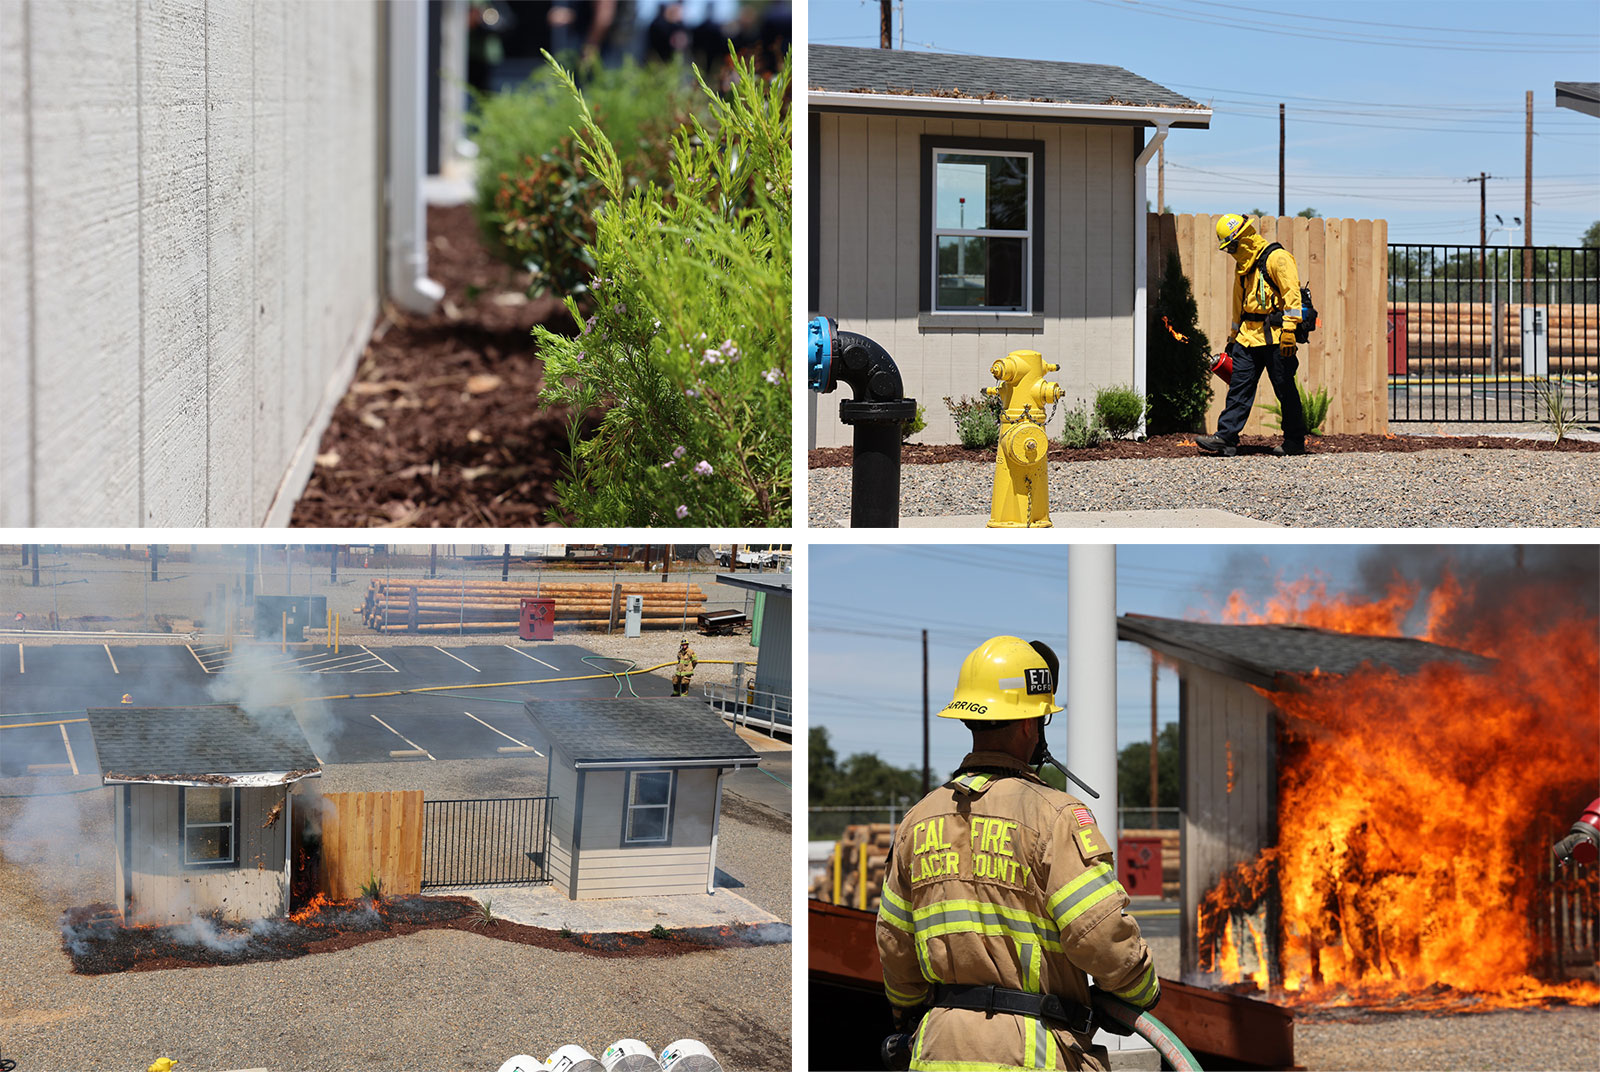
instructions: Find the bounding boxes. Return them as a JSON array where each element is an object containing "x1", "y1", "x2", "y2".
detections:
[
  {"x1": 1387, "y1": 302, "x2": 1597, "y2": 370},
  {"x1": 1122, "y1": 828, "x2": 1181, "y2": 900},
  {"x1": 357, "y1": 578, "x2": 707, "y2": 633},
  {"x1": 808, "y1": 823, "x2": 893, "y2": 910}
]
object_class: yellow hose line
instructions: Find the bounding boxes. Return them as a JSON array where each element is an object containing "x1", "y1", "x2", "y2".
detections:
[{"x1": 294, "y1": 658, "x2": 751, "y2": 704}]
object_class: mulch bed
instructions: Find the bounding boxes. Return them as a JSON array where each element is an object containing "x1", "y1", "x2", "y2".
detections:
[
  {"x1": 290, "y1": 205, "x2": 582, "y2": 527},
  {"x1": 809, "y1": 432, "x2": 1600, "y2": 468},
  {"x1": 61, "y1": 897, "x2": 790, "y2": 974}
]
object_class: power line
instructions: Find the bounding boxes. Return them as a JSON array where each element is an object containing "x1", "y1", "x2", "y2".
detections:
[{"x1": 1180, "y1": 0, "x2": 1596, "y2": 39}]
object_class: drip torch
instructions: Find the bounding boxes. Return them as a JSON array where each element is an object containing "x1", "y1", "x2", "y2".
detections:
[
  {"x1": 808, "y1": 317, "x2": 917, "y2": 528},
  {"x1": 1552, "y1": 797, "x2": 1600, "y2": 866}
]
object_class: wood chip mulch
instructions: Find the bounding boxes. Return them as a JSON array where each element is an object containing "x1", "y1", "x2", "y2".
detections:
[
  {"x1": 290, "y1": 205, "x2": 583, "y2": 527},
  {"x1": 809, "y1": 432, "x2": 1600, "y2": 468}
]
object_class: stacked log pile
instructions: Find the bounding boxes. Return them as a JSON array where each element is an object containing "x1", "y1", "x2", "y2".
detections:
[
  {"x1": 357, "y1": 579, "x2": 707, "y2": 633},
  {"x1": 808, "y1": 823, "x2": 893, "y2": 910}
]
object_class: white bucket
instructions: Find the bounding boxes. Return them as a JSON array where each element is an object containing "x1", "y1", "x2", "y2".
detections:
[
  {"x1": 546, "y1": 1045, "x2": 605, "y2": 1072},
  {"x1": 601, "y1": 1039, "x2": 662, "y2": 1072},
  {"x1": 498, "y1": 1057, "x2": 547, "y2": 1072},
  {"x1": 658, "y1": 1040, "x2": 723, "y2": 1072}
]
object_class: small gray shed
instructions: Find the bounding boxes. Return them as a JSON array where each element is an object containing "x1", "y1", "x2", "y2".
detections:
[
  {"x1": 524, "y1": 698, "x2": 761, "y2": 900},
  {"x1": 1115, "y1": 614, "x2": 1489, "y2": 977},
  {"x1": 86, "y1": 705, "x2": 321, "y2": 924}
]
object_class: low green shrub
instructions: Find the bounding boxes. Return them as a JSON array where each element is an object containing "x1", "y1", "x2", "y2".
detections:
[
  {"x1": 1056, "y1": 404, "x2": 1107, "y2": 449},
  {"x1": 1258, "y1": 377, "x2": 1331, "y2": 435},
  {"x1": 532, "y1": 47, "x2": 791, "y2": 527},
  {"x1": 901, "y1": 404, "x2": 927, "y2": 443},
  {"x1": 1094, "y1": 385, "x2": 1147, "y2": 439},
  {"x1": 945, "y1": 394, "x2": 1002, "y2": 449}
]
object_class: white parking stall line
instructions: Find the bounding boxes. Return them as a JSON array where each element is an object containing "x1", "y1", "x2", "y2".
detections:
[
  {"x1": 370, "y1": 715, "x2": 435, "y2": 760},
  {"x1": 434, "y1": 647, "x2": 480, "y2": 673},
  {"x1": 312, "y1": 652, "x2": 386, "y2": 673},
  {"x1": 362, "y1": 646, "x2": 399, "y2": 673},
  {"x1": 16, "y1": 644, "x2": 22, "y2": 673},
  {"x1": 502, "y1": 645, "x2": 559, "y2": 672},
  {"x1": 104, "y1": 644, "x2": 119, "y2": 674},
  {"x1": 60, "y1": 723, "x2": 80, "y2": 776},
  {"x1": 463, "y1": 710, "x2": 541, "y2": 754}
]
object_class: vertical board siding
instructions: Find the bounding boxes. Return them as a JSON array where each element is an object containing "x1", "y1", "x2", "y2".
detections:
[
  {"x1": 812, "y1": 114, "x2": 1138, "y2": 447},
  {"x1": 125, "y1": 785, "x2": 290, "y2": 923},
  {"x1": 1154, "y1": 213, "x2": 1389, "y2": 436},
  {"x1": 574, "y1": 768, "x2": 719, "y2": 899},
  {"x1": 319, "y1": 790, "x2": 424, "y2": 899},
  {"x1": 0, "y1": 0, "x2": 379, "y2": 525}
]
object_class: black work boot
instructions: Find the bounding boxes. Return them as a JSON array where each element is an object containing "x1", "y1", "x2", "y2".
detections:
[
  {"x1": 1270, "y1": 441, "x2": 1306, "y2": 457},
  {"x1": 1194, "y1": 434, "x2": 1237, "y2": 457}
]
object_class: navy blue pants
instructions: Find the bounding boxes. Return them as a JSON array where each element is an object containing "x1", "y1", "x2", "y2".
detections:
[{"x1": 1216, "y1": 342, "x2": 1306, "y2": 446}]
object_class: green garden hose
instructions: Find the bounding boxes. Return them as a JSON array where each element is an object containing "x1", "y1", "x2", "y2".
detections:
[
  {"x1": 581, "y1": 655, "x2": 639, "y2": 697},
  {"x1": 1090, "y1": 991, "x2": 1203, "y2": 1072}
]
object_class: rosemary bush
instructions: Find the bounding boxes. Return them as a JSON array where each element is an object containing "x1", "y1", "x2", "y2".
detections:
[
  {"x1": 1094, "y1": 385, "x2": 1147, "y2": 440},
  {"x1": 944, "y1": 394, "x2": 1003, "y2": 449},
  {"x1": 533, "y1": 47, "x2": 791, "y2": 527}
]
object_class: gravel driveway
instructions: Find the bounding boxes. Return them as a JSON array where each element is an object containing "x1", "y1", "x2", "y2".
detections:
[{"x1": 809, "y1": 450, "x2": 1600, "y2": 527}]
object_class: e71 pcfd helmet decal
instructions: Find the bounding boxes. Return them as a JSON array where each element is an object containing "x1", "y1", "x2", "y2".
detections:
[{"x1": 1025, "y1": 667, "x2": 1053, "y2": 695}]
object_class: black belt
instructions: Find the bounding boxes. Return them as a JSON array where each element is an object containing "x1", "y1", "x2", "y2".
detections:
[
  {"x1": 1239, "y1": 310, "x2": 1284, "y2": 325},
  {"x1": 931, "y1": 984, "x2": 1095, "y2": 1036}
]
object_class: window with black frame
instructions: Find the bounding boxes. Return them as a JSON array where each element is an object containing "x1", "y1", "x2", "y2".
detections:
[
  {"x1": 182, "y1": 786, "x2": 238, "y2": 868},
  {"x1": 624, "y1": 770, "x2": 675, "y2": 845},
  {"x1": 930, "y1": 148, "x2": 1032, "y2": 312}
]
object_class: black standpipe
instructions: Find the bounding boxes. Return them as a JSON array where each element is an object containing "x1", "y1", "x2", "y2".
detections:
[{"x1": 808, "y1": 317, "x2": 917, "y2": 528}]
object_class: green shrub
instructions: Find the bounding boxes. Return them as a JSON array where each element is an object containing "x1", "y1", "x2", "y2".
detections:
[
  {"x1": 471, "y1": 60, "x2": 698, "y2": 296},
  {"x1": 650, "y1": 923, "x2": 672, "y2": 939},
  {"x1": 944, "y1": 394, "x2": 1002, "y2": 449},
  {"x1": 1147, "y1": 250, "x2": 1215, "y2": 434},
  {"x1": 1094, "y1": 385, "x2": 1147, "y2": 439},
  {"x1": 901, "y1": 404, "x2": 926, "y2": 443},
  {"x1": 532, "y1": 47, "x2": 791, "y2": 527},
  {"x1": 1535, "y1": 379, "x2": 1577, "y2": 445},
  {"x1": 1258, "y1": 377, "x2": 1331, "y2": 435},
  {"x1": 1057, "y1": 404, "x2": 1107, "y2": 449}
]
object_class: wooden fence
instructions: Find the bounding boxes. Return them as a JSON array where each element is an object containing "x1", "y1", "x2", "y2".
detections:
[
  {"x1": 1150, "y1": 214, "x2": 1389, "y2": 435},
  {"x1": 316, "y1": 790, "x2": 424, "y2": 899}
]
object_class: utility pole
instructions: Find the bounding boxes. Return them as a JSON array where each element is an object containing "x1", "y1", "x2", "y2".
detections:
[
  {"x1": 1467, "y1": 172, "x2": 1491, "y2": 302},
  {"x1": 880, "y1": 0, "x2": 891, "y2": 47},
  {"x1": 1278, "y1": 103, "x2": 1285, "y2": 217},
  {"x1": 921, "y1": 629, "x2": 930, "y2": 796},
  {"x1": 1524, "y1": 89, "x2": 1534, "y2": 281},
  {"x1": 1149, "y1": 652, "x2": 1159, "y2": 817}
]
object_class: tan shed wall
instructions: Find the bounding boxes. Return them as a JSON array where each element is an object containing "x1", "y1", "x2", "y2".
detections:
[
  {"x1": 123, "y1": 784, "x2": 289, "y2": 924},
  {"x1": 546, "y1": 751, "x2": 580, "y2": 894},
  {"x1": 572, "y1": 767, "x2": 718, "y2": 900},
  {"x1": 810, "y1": 112, "x2": 1137, "y2": 448},
  {"x1": 0, "y1": 0, "x2": 381, "y2": 526}
]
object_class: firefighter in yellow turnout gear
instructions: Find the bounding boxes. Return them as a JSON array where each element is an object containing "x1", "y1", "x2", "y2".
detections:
[
  {"x1": 877, "y1": 636, "x2": 1160, "y2": 1071},
  {"x1": 1195, "y1": 214, "x2": 1309, "y2": 457}
]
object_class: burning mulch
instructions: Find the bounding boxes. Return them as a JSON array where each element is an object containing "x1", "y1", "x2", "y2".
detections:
[
  {"x1": 61, "y1": 896, "x2": 790, "y2": 975},
  {"x1": 290, "y1": 204, "x2": 582, "y2": 527},
  {"x1": 808, "y1": 432, "x2": 1600, "y2": 468}
]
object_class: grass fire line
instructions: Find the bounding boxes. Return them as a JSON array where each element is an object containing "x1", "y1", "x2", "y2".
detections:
[{"x1": 1197, "y1": 569, "x2": 1600, "y2": 1015}]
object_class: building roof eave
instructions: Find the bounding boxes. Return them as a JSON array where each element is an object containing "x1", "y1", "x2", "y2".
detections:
[
  {"x1": 809, "y1": 89, "x2": 1212, "y2": 129},
  {"x1": 102, "y1": 768, "x2": 323, "y2": 788}
]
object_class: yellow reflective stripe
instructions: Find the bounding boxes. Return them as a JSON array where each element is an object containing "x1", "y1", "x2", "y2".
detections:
[
  {"x1": 1044, "y1": 862, "x2": 1112, "y2": 920},
  {"x1": 1056, "y1": 878, "x2": 1121, "y2": 929},
  {"x1": 952, "y1": 772, "x2": 992, "y2": 793},
  {"x1": 912, "y1": 1063, "x2": 1036, "y2": 1072},
  {"x1": 885, "y1": 975, "x2": 927, "y2": 1008},
  {"x1": 880, "y1": 884, "x2": 915, "y2": 932},
  {"x1": 1111, "y1": 963, "x2": 1158, "y2": 1004},
  {"x1": 910, "y1": 899, "x2": 1064, "y2": 951}
]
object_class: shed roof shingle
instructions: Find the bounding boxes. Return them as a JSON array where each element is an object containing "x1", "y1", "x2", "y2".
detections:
[
  {"x1": 810, "y1": 44, "x2": 1203, "y2": 112},
  {"x1": 86, "y1": 705, "x2": 320, "y2": 783},
  {"x1": 1117, "y1": 614, "x2": 1492, "y2": 690},
  {"x1": 522, "y1": 698, "x2": 760, "y2": 767}
]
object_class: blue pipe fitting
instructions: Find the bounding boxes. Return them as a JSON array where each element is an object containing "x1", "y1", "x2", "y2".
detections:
[{"x1": 808, "y1": 316, "x2": 834, "y2": 392}]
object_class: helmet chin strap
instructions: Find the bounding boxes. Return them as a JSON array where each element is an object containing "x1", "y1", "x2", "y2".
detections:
[{"x1": 1034, "y1": 740, "x2": 1101, "y2": 799}]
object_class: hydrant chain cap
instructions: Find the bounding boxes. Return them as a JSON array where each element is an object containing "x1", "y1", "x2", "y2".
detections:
[{"x1": 937, "y1": 635, "x2": 1064, "y2": 721}]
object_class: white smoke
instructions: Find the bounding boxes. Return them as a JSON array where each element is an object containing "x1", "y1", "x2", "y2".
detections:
[{"x1": 202, "y1": 642, "x2": 338, "y2": 766}]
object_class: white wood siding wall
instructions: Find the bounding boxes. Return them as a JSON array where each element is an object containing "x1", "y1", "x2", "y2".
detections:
[
  {"x1": 810, "y1": 112, "x2": 1137, "y2": 448},
  {"x1": 0, "y1": 0, "x2": 380, "y2": 526},
  {"x1": 572, "y1": 768, "x2": 718, "y2": 899},
  {"x1": 119, "y1": 784, "x2": 288, "y2": 924}
]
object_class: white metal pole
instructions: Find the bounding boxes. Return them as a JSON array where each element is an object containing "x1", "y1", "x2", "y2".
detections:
[
  {"x1": 387, "y1": 0, "x2": 444, "y2": 313},
  {"x1": 1067, "y1": 544, "x2": 1118, "y2": 848}
]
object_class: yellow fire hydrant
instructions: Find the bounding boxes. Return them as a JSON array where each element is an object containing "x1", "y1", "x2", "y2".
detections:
[{"x1": 986, "y1": 349, "x2": 1064, "y2": 528}]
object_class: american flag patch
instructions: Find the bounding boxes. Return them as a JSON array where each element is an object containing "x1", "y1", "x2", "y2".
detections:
[{"x1": 1073, "y1": 807, "x2": 1095, "y2": 828}]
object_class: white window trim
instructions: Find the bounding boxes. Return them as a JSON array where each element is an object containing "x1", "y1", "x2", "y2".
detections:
[
  {"x1": 930, "y1": 146, "x2": 1034, "y2": 314},
  {"x1": 182, "y1": 786, "x2": 238, "y2": 868},
  {"x1": 624, "y1": 769, "x2": 675, "y2": 845}
]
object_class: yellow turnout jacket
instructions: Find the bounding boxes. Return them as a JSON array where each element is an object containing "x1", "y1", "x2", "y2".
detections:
[
  {"x1": 1227, "y1": 229, "x2": 1303, "y2": 348},
  {"x1": 876, "y1": 752, "x2": 1159, "y2": 1072}
]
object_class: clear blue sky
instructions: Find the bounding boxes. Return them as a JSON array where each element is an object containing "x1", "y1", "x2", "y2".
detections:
[
  {"x1": 809, "y1": 543, "x2": 1489, "y2": 775},
  {"x1": 808, "y1": 0, "x2": 1600, "y2": 245}
]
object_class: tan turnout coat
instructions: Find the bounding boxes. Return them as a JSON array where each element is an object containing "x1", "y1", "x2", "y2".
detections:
[{"x1": 876, "y1": 752, "x2": 1160, "y2": 1071}]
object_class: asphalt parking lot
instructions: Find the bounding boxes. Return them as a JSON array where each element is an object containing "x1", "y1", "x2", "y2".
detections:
[{"x1": 0, "y1": 640, "x2": 738, "y2": 777}]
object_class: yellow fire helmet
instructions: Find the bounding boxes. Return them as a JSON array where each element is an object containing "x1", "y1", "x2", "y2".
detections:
[
  {"x1": 937, "y1": 635, "x2": 1063, "y2": 722},
  {"x1": 1215, "y1": 213, "x2": 1251, "y2": 250}
]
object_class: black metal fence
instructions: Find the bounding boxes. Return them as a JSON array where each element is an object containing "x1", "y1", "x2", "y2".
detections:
[
  {"x1": 1387, "y1": 244, "x2": 1599, "y2": 422},
  {"x1": 421, "y1": 796, "x2": 555, "y2": 889}
]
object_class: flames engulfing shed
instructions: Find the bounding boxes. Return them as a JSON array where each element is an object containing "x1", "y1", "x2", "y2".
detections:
[{"x1": 1204, "y1": 561, "x2": 1600, "y2": 1012}]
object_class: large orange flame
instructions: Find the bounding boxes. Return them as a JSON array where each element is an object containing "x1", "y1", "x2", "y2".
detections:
[{"x1": 1200, "y1": 570, "x2": 1600, "y2": 1014}]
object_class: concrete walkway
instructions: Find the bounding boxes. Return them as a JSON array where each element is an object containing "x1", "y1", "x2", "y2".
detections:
[
  {"x1": 891, "y1": 508, "x2": 1280, "y2": 528},
  {"x1": 440, "y1": 884, "x2": 781, "y2": 933}
]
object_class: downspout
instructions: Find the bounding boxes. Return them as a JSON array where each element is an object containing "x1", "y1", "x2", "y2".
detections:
[
  {"x1": 706, "y1": 768, "x2": 727, "y2": 894},
  {"x1": 1132, "y1": 124, "x2": 1169, "y2": 439},
  {"x1": 387, "y1": 0, "x2": 444, "y2": 314},
  {"x1": 283, "y1": 786, "x2": 293, "y2": 915}
]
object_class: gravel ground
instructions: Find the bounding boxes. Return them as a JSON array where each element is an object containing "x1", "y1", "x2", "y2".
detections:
[
  {"x1": 0, "y1": 759, "x2": 791, "y2": 1072},
  {"x1": 809, "y1": 450, "x2": 1600, "y2": 527},
  {"x1": 1294, "y1": 1006, "x2": 1600, "y2": 1071}
]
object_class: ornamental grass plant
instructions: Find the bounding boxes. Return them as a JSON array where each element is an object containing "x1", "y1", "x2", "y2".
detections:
[{"x1": 532, "y1": 47, "x2": 791, "y2": 527}]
